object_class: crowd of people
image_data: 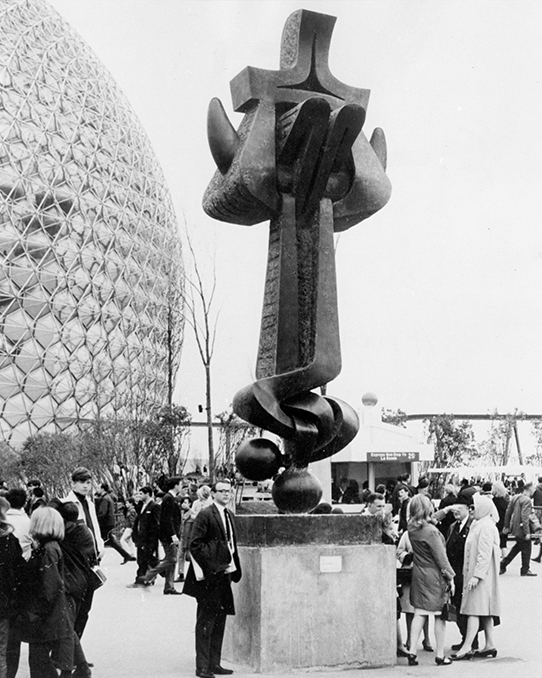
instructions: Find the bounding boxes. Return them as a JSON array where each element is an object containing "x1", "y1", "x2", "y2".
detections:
[
  {"x1": 330, "y1": 472, "x2": 542, "y2": 666},
  {"x1": 1, "y1": 467, "x2": 541, "y2": 675},
  {"x1": 0, "y1": 469, "x2": 240, "y2": 678}
]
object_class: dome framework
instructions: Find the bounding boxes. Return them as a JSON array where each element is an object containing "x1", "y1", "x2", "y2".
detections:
[{"x1": 0, "y1": 0, "x2": 183, "y2": 445}]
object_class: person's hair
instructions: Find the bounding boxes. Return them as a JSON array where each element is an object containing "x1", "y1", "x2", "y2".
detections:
[
  {"x1": 361, "y1": 488, "x2": 371, "y2": 503},
  {"x1": 417, "y1": 478, "x2": 429, "y2": 490},
  {"x1": 180, "y1": 495, "x2": 192, "y2": 506},
  {"x1": 331, "y1": 506, "x2": 344, "y2": 514},
  {"x1": 6, "y1": 487, "x2": 27, "y2": 510},
  {"x1": 398, "y1": 473, "x2": 410, "y2": 482},
  {"x1": 100, "y1": 482, "x2": 110, "y2": 493},
  {"x1": 26, "y1": 479, "x2": 41, "y2": 488},
  {"x1": 30, "y1": 507, "x2": 65, "y2": 542},
  {"x1": 165, "y1": 476, "x2": 182, "y2": 491},
  {"x1": 0, "y1": 496, "x2": 13, "y2": 536},
  {"x1": 492, "y1": 481, "x2": 507, "y2": 498},
  {"x1": 72, "y1": 467, "x2": 92, "y2": 482},
  {"x1": 32, "y1": 487, "x2": 45, "y2": 498},
  {"x1": 197, "y1": 485, "x2": 211, "y2": 501},
  {"x1": 367, "y1": 492, "x2": 384, "y2": 505},
  {"x1": 310, "y1": 502, "x2": 332, "y2": 514},
  {"x1": 538, "y1": 477, "x2": 542, "y2": 484},
  {"x1": 444, "y1": 484, "x2": 457, "y2": 496},
  {"x1": 375, "y1": 483, "x2": 386, "y2": 495},
  {"x1": 47, "y1": 497, "x2": 63, "y2": 512},
  {"x1": 482, "y1": 482, "x2": 493, "y2": 493},
  {"x1": 59, "y1": 501, "x2": 80, "y2": 523},
  {"x1": 212, "y1": 479, "x2": 231, "y2": 492},
  {"x1": 139, "y1": 486, "x2": 153, "y2": 497},
  {"x1": 523, "y1": 482, "x2": 533, "y2": 492},
  {"x1": 408, "y1": 494, "x2": 434, "y2": 529}
]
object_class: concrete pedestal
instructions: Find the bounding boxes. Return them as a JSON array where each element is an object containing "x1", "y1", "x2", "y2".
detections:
[{"x1": 223, "y1": 515, "x2": 396, "y2": 673}]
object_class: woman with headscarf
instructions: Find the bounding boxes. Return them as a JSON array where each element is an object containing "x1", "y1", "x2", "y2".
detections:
[
  {"x1": 452, "y1": 493, "x2": 500, "y2": 661},
  {"x1": 406, "y1": 494, "x2": 455, "y2": 666}
]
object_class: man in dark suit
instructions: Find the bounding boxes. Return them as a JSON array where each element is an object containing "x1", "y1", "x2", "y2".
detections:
[
  {"x1": 183, "y1": 480, "x2": 242, "y2": 678},
  {"x1": 95, "y1": 482, "x2": 135, "y2": 564},
  {"x1": 142, "y1": 476, "x2": 183, "y2": 593},
  {"x1": 128, "y1": 486, "x2": 160, "y2": 587},
  {"x1": 443, "y1": 495, "x2": 477, "y2": 651}
]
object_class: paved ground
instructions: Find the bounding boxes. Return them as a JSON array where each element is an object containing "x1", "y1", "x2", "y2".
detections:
[{"x1": 15, "y1": 548, "x2": 542, "y2": 677}]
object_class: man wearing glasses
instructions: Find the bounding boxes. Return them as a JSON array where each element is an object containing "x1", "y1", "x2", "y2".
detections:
[{"x1": 183, "y1": 480, "x2": 242, "y2": 678}]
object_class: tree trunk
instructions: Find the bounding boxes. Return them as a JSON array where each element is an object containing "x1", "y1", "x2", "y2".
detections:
[{"x1": 205, "y1": 363, "x2": 214, "y2": 482}]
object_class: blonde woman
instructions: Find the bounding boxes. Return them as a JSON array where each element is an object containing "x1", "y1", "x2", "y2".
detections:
[
  {"x1": 190, "y1": 485, "x2": 213, "y2": 518},
  {"x1": 406, "y1": 494, "x2": 455, "y2": 666},
  {"x1": 19, "y1": 507, "x2": 73, "y2": 678}
]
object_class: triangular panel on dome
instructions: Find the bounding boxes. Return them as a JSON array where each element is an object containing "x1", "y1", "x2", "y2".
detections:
[
  {"x1": 8, "y1": 264, "x2": 37, "y2": 290},
  {"x1": 21, "y1": 288, "x2": 48, "y2": 319},
  {"x1": 29, "y1": 397, "x2": 55, "y2": 426},
  {"x1": 0, "y1": 366, "x2": 21, "y2": 399},
  {"x1": 2, "y1": 307, "x2": 31, "y2": 343},
  {"x1": 2, "y1": 392, "x2": 28, "y2": 427},
  {"x1": 23, "y1": 372, "x2": 49, "y2": 403},
  {"x1": 50, "y1": 374, "x2": 73, "y2": 405}
]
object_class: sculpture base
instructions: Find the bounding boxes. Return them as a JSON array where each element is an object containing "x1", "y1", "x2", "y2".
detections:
[{"x1": 223, "y1": 515, "x2": 396, "y2": 672}]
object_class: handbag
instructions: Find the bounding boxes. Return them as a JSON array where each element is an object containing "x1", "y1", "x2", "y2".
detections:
[
  {"x1": 88, "y1": 565, "x2": 107, "y2": 590},
  {"x1": 396, "y1": 567, "x2": 412, "y2": 586}
]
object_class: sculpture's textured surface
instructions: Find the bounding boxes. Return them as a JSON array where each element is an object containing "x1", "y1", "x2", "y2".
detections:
[
  {"x1": 204, "y1": 9, "x2": 390, "y2": 512},
  {"x1": 0, "y1": 0, "x2": 183, "y2": 445}
]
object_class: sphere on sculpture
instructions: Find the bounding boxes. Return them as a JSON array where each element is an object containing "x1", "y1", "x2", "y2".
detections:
[
  {"x1": 235, "y1": 438, "x2": 282, "y2": 481},
  {"x1": 361, "y1": 392, "x2": 378, "y2": 407},
  {"x1": 272, "y1": 467, "x2": 323, "y2": 513},
  {"x1": 0, "y1": 0, "x2": 183, "y2": 445}
]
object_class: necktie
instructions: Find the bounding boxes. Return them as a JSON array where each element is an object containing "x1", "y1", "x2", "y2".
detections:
[{"x1": 224, "y1": 509, "x2": 232, "y2": 542}]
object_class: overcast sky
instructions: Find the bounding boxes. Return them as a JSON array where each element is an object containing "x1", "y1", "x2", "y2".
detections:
[{"x1": 48, "y1": 0, "x2": 542, "y2": 455}]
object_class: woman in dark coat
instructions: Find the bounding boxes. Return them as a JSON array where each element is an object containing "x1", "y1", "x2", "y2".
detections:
[
  {"x1": 0, "y1": 496, "x2": 25, "y2": 678},
  {"x1": 406, "y1": 494, "x2": 455, "y2": 666},
  {"x1": 19, "y1": 507, "x2": 73, "y2": 678}
]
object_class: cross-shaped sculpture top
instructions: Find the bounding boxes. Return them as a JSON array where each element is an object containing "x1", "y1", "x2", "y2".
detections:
[{"x1": 231, "y1": 10, "x2": 370, "y2": 113}]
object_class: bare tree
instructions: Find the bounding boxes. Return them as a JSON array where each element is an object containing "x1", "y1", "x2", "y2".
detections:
[{"x1": 182, "y1": 227, "x2": 219, "y2": 482}]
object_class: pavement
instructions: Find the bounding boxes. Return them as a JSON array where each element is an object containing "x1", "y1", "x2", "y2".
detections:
[{"x1": 15, "y1": 548, "x2": 542, "y2": 678}]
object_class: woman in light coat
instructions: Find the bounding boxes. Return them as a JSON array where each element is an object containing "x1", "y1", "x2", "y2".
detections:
[{"x1": 453, "y1": 493, "x2": 500, "y2": 660}]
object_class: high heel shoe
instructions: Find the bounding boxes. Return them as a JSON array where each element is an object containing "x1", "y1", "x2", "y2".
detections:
[
  {"x1": 407, "y1": 654, "x2": 419, "y2": 666},
  {"x1": 422, "y1": 641, "x2": 434, "y2": 652},
  {"x1": 435, "y1": 657, "x2": 452, "y2": 666},
  {"x1": 475, "y1": 648, "x2": 498, "y2": 658},
  {"x1": 452, "y1": 651, "x2": 473, "y2": 661},
  {"x1": 397, "y1": 648, "x2": 409, "y2": 658}
]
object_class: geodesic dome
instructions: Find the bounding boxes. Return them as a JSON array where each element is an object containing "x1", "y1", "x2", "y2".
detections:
[{"x1": 0, "y1": 0, "x2": 184, "y2": 445}]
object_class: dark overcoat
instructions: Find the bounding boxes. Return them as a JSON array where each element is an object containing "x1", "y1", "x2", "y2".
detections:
[
  {"x1": 183, "y1": 503, "x2": 241, "y2": 615},
  {"x1": 18, "y1": 539, "x2": 72, "y2": 642}
]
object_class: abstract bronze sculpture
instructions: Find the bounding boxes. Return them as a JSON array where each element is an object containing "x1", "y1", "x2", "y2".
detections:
[{"x1": 203, "y1": 9, "x2": 391, "y2": 512}]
